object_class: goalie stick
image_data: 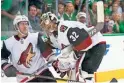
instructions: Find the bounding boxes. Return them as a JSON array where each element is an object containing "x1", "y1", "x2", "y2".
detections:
[
  {"x1": 88, "y1": 1, "x2": 104, "y2": 37},
  {"x1": 19, "y1": 72, "x2": 85, "y2": 83},
  {"x1": 18, "y1": 53, "x2": 90, "y2": 83},
  {"x1": 17, "y1": 57, "x2": 85, "y2": 82}
]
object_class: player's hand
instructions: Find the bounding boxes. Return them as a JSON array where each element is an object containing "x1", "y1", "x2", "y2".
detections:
[
  {"x1": 52, "y1": 60, "x2": 60, "y2": 73},
  {"x1": 2, "y1": 63, "x2": 18, "y2": 77}
]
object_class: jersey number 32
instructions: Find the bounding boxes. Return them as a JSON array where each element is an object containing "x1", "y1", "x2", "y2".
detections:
[
  {"x1": 67, "y1": 27, "x2": 92, "y2": 51},
  {"x1": 69, "y1": 32, "x2": 79, "y2": 41}
]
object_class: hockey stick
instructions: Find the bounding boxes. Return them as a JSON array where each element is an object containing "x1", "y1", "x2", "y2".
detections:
[
  {"x1": 17, "y1": 53, "x2": 85, "y2": 82},
  {"x1": 17, "y1": 52, "x2": 84, "y2": 82},
  {"x1": 19, "y1": 72, "x2": 85, "y2": 83},
  {"x1": 88, "y1": 1, "x2": 104, "y2": 37}
]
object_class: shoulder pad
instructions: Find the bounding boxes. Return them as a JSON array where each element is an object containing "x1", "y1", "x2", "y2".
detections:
[{"x1": 60, "y1": 25, "x2": 68, "y2": 32}]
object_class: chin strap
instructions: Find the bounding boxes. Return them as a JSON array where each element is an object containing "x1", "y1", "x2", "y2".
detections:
[{"x1": 17, "y1": 26, "x2": 28, "y2": 36}]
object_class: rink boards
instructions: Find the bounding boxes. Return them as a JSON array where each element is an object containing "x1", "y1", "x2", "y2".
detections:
[{"x1": 95, "y1": 35, "x2": 124, "y2": 82}]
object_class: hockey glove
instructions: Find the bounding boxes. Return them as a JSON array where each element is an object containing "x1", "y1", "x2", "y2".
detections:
[
  {"x1": 1, "y1": 63, "x2": 18, "y2": 77},
  {"x1": 52, "y1": 60, "x2": 60, "y2": 73}
]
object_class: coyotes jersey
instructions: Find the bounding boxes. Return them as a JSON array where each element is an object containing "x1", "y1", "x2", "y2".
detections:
[
  {"x1": 1, "y1": 32, "x2": 50, "y2": 74},
  {"x1": 50, "y1": 21, "x2": 105, "y2": 51},
  {"x1": 50, "y1": 21, "x2": 92, "y2": 51}
]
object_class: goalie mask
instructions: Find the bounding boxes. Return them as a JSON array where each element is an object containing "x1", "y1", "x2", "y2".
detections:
[
  {"x1": 40, "y1": 12, "x2": 58, "y2": 32},
  {"x1": 13, "y1": 15, "x2": 29, "y2": 36}
]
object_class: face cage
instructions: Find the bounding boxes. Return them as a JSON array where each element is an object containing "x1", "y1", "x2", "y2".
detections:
[{"x1": 40, "y1": 20, "x2": 56, "y2": 33}]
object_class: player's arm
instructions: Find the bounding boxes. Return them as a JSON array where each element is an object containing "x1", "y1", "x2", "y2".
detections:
[
  {"x1": 88, "y1": 1, "x2": 104, "y2": 36},
  {"x1": 37, "y1": 33, "x2": 55, "y2": 60},
  {"x1": 1, "y1": 41, "x2": 17, "y2": 77},
  {"x1": 1, "y1": 41, "x2": 10, "y2": 65}
]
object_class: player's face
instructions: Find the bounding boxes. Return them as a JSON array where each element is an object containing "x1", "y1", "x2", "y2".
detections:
[{"x1": 18, "y1": 21, "x2": 28, "y2": 36}]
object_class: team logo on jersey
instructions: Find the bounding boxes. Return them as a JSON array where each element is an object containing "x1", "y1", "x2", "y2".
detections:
[
  {"x1": 18, "y1": 43, "x2": 36, "y2": 68},
  {"x1": 60, "y1": 25, "x2": 68, "y2": 32}
]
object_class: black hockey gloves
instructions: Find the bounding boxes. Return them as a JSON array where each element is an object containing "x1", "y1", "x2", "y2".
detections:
[{"x1": 1, "y1": 63, "x2": 18, "y2": 77}]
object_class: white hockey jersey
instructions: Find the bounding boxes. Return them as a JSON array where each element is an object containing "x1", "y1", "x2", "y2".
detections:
[
  {"x1": 48, "y1": 21, "x2": 105, "y2": 77},
  {"x1": 1, "y1": 32, "x2": 46, "y2": 73},
  {"x1": 48, "y1": 21, "x2": 93, "y2": 72},
  {"x1": 1, "y1": 33, "x2": 52, "y2": 82},
  {"x1": 50, "y1": 21, "x2": 105, "y2": 51}
]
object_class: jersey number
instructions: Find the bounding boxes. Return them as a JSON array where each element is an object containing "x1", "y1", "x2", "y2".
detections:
[{"x1": 69, "y1": 32, "x2": 79, "y2": 41}]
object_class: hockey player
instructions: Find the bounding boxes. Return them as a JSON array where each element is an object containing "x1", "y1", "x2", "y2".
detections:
[
  {"x1": 40, "y1": 11, "x2": 106, "y2": 82},
  {"x1": 1, "y1": 15, "x2": 56, "y2": 82}
]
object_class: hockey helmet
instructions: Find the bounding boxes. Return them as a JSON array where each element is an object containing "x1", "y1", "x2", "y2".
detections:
[
  {"x1": 40, "y1": 12, "x2": 58, "y2": 32},
  {"x1": 13, "y1": 15, "x2": 29, "y2": 26},
  {"x1": 13, "y1": 15, "x2": 29, "y2": 35},
  {"x1": 40, "y1": 12, "x2": 58, "y2": 25}
]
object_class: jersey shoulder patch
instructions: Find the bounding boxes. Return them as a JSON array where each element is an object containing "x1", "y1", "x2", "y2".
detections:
[{"x1": 60, "y1": 25, "x2": 68, "y2": 32}]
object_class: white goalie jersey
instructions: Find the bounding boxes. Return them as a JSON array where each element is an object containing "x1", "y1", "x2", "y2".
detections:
[
  {"x1": 48, "y1": 21, "x2": 92, "y2": 72},
  {"x1": 49, "y1": 20, "x2": 105, "y2": 72}
]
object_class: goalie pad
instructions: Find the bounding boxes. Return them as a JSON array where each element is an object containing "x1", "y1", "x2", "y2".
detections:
[{"x1": 52, "y1": 46, "x2": 77, "y2": 72}]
